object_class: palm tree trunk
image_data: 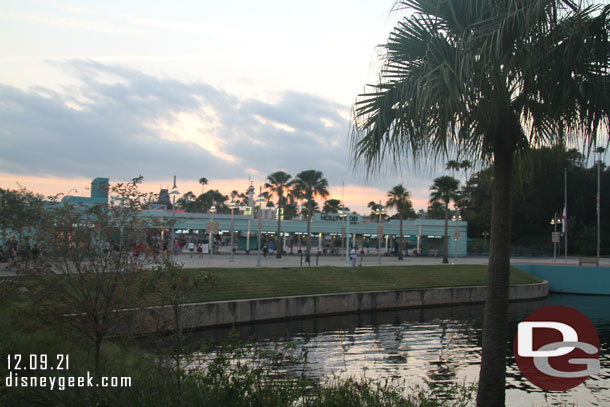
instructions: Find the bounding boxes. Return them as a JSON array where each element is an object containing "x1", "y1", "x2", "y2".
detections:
[
  {"x1": 442, "y1": 202, "x2": 449, "y2": 263},
  {"x1": 476, "y1": 135, "x2": 513, "y2": 407},
  {"x1": 398, "y1": 214, "x2": 404, "y2": 260}
]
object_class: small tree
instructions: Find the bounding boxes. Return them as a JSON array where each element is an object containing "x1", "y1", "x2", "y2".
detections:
[
  {"x1": 0, "y1": 187, "x2": 45, "y2": 247},
  {"x1": 30, "y1": 177, "x2": 153, "y2": 373}
]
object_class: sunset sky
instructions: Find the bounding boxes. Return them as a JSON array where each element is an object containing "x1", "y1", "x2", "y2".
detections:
[{"x1": 1, "y1": 0, "x2": 477, "y2": 214}]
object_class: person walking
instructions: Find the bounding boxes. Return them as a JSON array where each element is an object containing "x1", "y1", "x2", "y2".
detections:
[
  {"x1": 350, "y1": 246, "x2": 358, "y2": 267},
  {"x1": 188, "y1": 241, "x2": 195, "y2": 258}
]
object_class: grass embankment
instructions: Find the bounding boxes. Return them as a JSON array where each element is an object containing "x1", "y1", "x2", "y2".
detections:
[{"x1": 182, "y1": 265, "x2": 542, "y2": 303}]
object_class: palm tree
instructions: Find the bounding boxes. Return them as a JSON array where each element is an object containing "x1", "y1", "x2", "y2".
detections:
[
  {"x1": 367, "y1": 200, "x2": 383, "y2": 220},
  {"x1": 198, "y1": 177, "x2": 208, "y2": 195},
  {"x1": 293, "y1": 170, "x2": 330, "y2": 262},
  {"x1": 351, "y1": 1, "x2": 610, "y2": 405},
  {"x1": 386, "y1": 185, "x2": 414, "y2": 260},
  {"x1": 430, "y1": 176, "x2": 460, "y2": 264},
  {"x1": 460, "y1": 160, "x2": 473, "y2": 183},
  {"x1": 446, "y1": 160, "x2": 461, "y2": 178},
  {"x1": 265, "y1": 171, "x2": 294, "y2": 258},
  {"x1": 323, "y1": 199, "x2": 342, "y2": 214}
]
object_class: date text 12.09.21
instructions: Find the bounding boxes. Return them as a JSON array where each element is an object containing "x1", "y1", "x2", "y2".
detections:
[{"x1": 7, "y1": 354, "x2": 69, "y2": 371}]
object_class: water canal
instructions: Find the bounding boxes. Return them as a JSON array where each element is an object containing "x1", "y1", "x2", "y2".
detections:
[{"x1": 191, "y1": 294, "x2": 610, "y2": 406}]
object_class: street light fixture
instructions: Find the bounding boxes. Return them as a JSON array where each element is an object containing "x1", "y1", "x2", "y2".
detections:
[
  {"x1": 550, "y1": 214, "x2": 562, "y2": 262},
  {"x1": 169, "y1": 176, "x2": 180, "y2": 260},
  {"x1": 482, "y1": 231, "x2": 490, "y2": 254},
  {"x1": 596, "y1": 147, "x2": 605, "y2": 266},
  {"x1": 339, "y1": 209, "x2": 350, "y2": 267},
  {"x1": 452, "y1": 212, "x2": 462, "y2": 261},
  {"x1": 374, "y1": 202, "x2": 386, "y2": 265},
  {"x1": 228, "y1": 199, "x2": 238, "y2": 263},
  {"x1": 209, "y1": 205, "x2": 216, "y2": 260}
]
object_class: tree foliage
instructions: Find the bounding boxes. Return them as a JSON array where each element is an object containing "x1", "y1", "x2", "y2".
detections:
[
  {"x1": 28, "y1": 177, "x2": 153, "y2": 374},
  {"x1": 351, "y1": 1, "x2": 610, "y2": 404}
]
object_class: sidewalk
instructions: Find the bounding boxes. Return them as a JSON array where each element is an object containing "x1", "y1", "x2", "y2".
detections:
[
  {"x1": 154, "y1": 251, "x2": 603, "y2": 269},
  {"x1": 1, "y1": 252, "x2": 606, "y2": 276}
]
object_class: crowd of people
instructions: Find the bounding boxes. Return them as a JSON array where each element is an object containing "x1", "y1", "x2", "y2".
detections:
[{"x1": 0, "y1": 237, "x2": 41, "y2": 266}]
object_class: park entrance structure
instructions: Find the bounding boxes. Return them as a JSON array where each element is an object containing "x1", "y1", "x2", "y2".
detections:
[{"x1": 140, "y1": 210, "x2": 468, "y2": 257}]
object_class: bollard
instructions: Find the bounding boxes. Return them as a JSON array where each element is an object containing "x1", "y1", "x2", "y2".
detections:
[
  {"x1": 300, "y1": 253, "x2": 303, "y2": 266},
  {"x1": 316, "y1": 251, "x2": 320, "y2": 266}
]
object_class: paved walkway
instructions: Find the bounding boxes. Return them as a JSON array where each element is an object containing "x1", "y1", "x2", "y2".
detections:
[
  {"x1": 1, "y1": 251, "x2": 607, "y2": 276},
  {"x1": 169, "y1": 252, "x2": 608, "y2": 269}
]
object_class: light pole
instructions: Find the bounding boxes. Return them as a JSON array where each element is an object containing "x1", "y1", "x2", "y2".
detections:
[
  {"x1": 374, "y1": 202, "x2": 386, "y2": 265},
  {"x1": 482, "y1": 231, "x2": 489, "y2": 252},
  {"x1": 169, "y1": 176, "x2": 179, "y2": 261},
  {"x1": 452, "y1": 212, "x2": 462, "y2": 261},
  {"x1": 550, "y1": 214, "x2": 562, "y2": 262},
  {"x1": 596, "y1": 147, "x2": 604, "y2": 266},
  {"x1": 339, "y1": 209, "x2": 350, "y2": 267},
  {"x1": 229, "y1": 199, "x2": 237, "y2": 263},
  {"x1": 256, "y1": 190, "x2": 265, "y2": 267},
  {"x1": 209, "y1": 205, "x2": 216, "y2": 260}
]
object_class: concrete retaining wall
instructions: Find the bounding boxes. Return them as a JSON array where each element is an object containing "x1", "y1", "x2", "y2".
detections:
[{"x1": 122, "y1": 282, "x2": 548, "y2": 335}]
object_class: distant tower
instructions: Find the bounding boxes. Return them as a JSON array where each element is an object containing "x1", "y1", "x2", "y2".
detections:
[
  {"x1": 247, "y1": 182, "x2": 255, "y2": 207},
  {"x1": 158, "y1": 189, "x2": 171, "y2": 209},
  {"x1": 90, "y1": 177, "x2": 109, "y2": 204}
]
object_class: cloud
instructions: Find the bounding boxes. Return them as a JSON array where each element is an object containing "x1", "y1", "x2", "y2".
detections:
[
  {"x1": 0, "y1": 60, "x2": 361, "y2": 187},
  {"x1": 1, "y1": 60, "x2": 454, "y2": 213}
]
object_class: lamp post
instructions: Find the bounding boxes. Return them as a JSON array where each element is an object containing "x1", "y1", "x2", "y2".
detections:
[
  {"x1": 596, "y1": 147, "x2": 604, "y2": 266},
  {"x1": 550, "y1": 214, "x2": 562, "y2": 262},
  {"x1": 374, "y1": 202, "x2": 386, "y2": 265},
  {"x1": 169, "y1": 176, "x2": 179, "y2": 261},
  {"x1": 452, "y1": 212, "x2": 462, "y2": 261},
  {"x1": 228, "y1": 199, "x2": 237, "y2": 263},
  {"x1": 482, "y1": 231, "x2": 489, "y2": 252},
  {"x1": 209, "y1": 205, "x2": 216, "y2": 260},
  {"x1": 339, "y1": 209, "x2": 350, "y2": 267},
  {"x1": 256, "y1": 190, "x2": 265, "y2": 267}
]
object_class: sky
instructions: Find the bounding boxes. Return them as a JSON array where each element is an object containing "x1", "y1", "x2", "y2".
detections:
[{"x1": 0, "y1": 0, "x2": 466, "y2": 214}]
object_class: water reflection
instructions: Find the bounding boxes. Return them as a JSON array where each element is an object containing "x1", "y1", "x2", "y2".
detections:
[{"x1": 189, "y1": 295, "x2": 609, "y2": 407}]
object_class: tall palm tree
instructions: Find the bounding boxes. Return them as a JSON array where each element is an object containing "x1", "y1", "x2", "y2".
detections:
[
  {"x1": 293, "y1": 170, "x2": 329, "y2": 262},
  {"x1": 265, "y1": 171, "x2": 294, "y2": 258},
  {"x1": 386, "y1": 185, "x2": 414, "y2": 260},
  {"x1": 351, "y1": 1, "x2": 610, "y2": 405},
  {"x1": 430, "y1": 176, "x2": 460, "y2": 264},
  {"x1": 198, "y1": 177, "x2": 208, "y2": 195}
]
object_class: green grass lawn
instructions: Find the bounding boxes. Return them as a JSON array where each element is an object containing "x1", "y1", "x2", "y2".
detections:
[{"x1": 183, "y1": 265, "x2": 542, "y2": 303}]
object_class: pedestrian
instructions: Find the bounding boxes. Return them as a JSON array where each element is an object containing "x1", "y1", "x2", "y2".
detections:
[
  {"x1": 350, "y1": 246, "x2": 358, "y2": 267},
  {"x1": 188, "y1": 241, "x2": 195, "y2": 258},
  {"x1": 263, "y1": 244, "x2": 268, "y2": 258}
]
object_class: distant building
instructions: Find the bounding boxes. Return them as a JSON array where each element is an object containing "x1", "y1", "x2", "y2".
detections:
[
  {"x1": 148, "y1": 188, "x2": 171, "y2": 210},
  {"x1": 61, "y1": 177, "x2": 109, "y2": 205}
]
